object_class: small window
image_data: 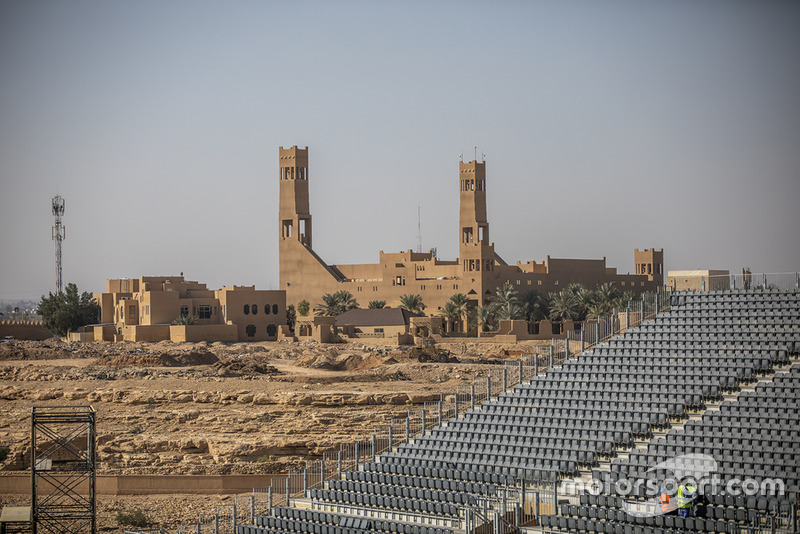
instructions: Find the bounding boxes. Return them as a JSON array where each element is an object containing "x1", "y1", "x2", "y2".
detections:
[
  {"x1": 246, "y1": 324, "x2": 256, "y2": 337},
  {"x1": 180, "y1": 305, "x2": 189, "y2": 317},
  {"x1": 374, "y1": 328, "x2": 384, "y2": 334},
  {"x1": 198, "y1": 305, "x2": 211, "y2": 319},
  {"x1": 272, "y1": 304, "x2": 278, "y2": 315},
  {"x1": 265, "y1": 304, "x2": 271, "y2": 315},
  {"x1": 251, "y1": 304, "x2": 257, "y2": 315},
  {"x1": 129, "y1": 305, "x2": 136, "y2": 316},
  {"x1": 244, "y1": 304, "x2": 250, "y2": 315},
  {"x1": 267, "y1": 324, "x2": 277, "y2": 337}
]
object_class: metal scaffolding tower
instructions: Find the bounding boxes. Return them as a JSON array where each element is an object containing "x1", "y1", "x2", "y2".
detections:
[
  {"x1": 51, "y1": 196, "x2": 66, "y2": 294},
  {"x1": 31, "y1": 406, "x2": 96, "y2": 534}
]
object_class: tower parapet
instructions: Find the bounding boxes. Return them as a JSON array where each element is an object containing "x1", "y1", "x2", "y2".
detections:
[
  {"x1": 459, "y1": 160, "x2": 489, "y2": 249},
  {"x1": 635, "y1": 248, "x2": 664, "y2": 285},
  {"x1": 279, "y1": 146, "x2": 312, "y2": 247}
]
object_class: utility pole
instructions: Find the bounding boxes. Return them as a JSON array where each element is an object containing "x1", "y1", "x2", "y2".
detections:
[{"x1": 51, "y1": 196, "x2": 65, "y2": 294}]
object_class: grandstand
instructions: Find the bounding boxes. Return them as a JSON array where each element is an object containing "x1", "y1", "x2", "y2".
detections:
[{"x1": 227, "y1": 281, "x2": 799, "y2": 534}]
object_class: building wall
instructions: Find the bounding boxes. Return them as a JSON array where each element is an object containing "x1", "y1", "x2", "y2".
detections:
[
  {"x1": 278, "y1": 147, "x2": 665, "y2": 321},
  {"x1": 668, "y1": 270, "x2": 730, "y2": 291},
  {"x1": 0, "y1": 321, "x2": 51, "y2": 340},
  {"x1": 122, "y1": 324, "x2": 171, "y2": 342},
  {"x1": 92, "y1": 276, "x2": 285, "y2": 342},
  {"x1": 170, "y1": 324, "x2": 238, "y2": 342},
  {"x1": 216, "y1": 286, "x2": 285, "y2": 341}
]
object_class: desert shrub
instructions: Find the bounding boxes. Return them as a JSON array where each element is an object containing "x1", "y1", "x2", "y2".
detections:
[{"x1": 115, "y1": 508, "x2": 151, "y2": 528}]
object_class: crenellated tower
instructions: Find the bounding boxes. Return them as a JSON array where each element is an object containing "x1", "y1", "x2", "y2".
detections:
[
  {"x1": 458, "y1": 159, "x2": 496, "y2": 303},
  {"x1": 279, "y1": 146, "x2": 312, "y2": 248}
]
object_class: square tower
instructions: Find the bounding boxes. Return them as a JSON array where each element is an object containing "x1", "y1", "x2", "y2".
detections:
[
  {"x1": 279, "y1": 146, "x2": 311, "y2": 247},
  {"x1": 635, "y1": 248, "x2": 664, "y2": 285}
]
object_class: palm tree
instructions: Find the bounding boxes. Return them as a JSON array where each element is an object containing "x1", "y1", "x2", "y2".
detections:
[
  {"x1": 440, "y1": 301, "x2": 461, "y2": 333},
  {"x1": 399, "y1": 294, "x2": 425, "y2": 314},
  {"x1": 548, "y1": 290, "x2": 582, "y2": 322},
  {"x1": 334, "y1": 290, "x2": 358, "y2": 312},
  {"x1": 314, "y1": 293, "x2": 341, "y2": 316},
  {"x1": 615, "y1": 291, "x2": 635, "y2": 310},
  {"x1": 491, "y1": 282, "x2": 523, "y2": 321},
  {"x1": 471, "y1": 304, "x2": 497, "y2": 333},
  {"x1": 368, "y1": 300, "x2": 386, "y2": 309},
  {"x1": 521, "y1": 290, "x2": 547, "y2": 322},
  {"x1": 593, "y1": 283, "x2": 621, "y2": 308},
  {"x1": 314, "y1": 290, "x2": 359, "y2": 316},
  {"x1": 586, "y1": 302, "x2": 613, "y2": 321},
  {"x1": 449, "y1": 293, "x2": 469, "y2": 333}
]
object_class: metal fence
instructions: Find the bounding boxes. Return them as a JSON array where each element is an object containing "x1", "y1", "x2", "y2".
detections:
[
  {"x1": 176, "y1": 279, "x2": 800, "y2": 534},
  {"x1": 463, "y1": 471, "x2": 559, "y2": 533},
  {"x1": 174, "y1": 488, "x2": 271, "y2": 534},
  {"x1": 675, "y1": 272, "x2": 800, "y2": 293}
]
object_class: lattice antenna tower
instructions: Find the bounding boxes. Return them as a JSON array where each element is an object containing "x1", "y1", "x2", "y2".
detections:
[{"x1": 51, "y1": 195, "x2": 65, "y2": 294}]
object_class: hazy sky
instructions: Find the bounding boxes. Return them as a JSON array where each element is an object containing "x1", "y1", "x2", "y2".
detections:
[{"x1": 1, "y1": 0, "x2": 799, "y2": 300}]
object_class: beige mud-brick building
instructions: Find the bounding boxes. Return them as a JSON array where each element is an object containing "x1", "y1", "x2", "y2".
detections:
[
  {"x1": 667, "y1": 270, "x2": 731, "y2": 292},
  {"x1": 92, "y1": 276, "x2": 285, "y2": 342},
  {"x1": 278, "y1": 146, "x2": 664, "y2": 317}
]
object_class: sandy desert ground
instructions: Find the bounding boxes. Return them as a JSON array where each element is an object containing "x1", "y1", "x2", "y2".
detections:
[{"x1": 0, "y1": 336, "x2": 549, "y2": 531}]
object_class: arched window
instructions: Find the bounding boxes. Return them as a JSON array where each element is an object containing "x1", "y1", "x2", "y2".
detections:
[
  {"x1": 244, "y1": 304, "x2": 250, "y2": 315},
  {"x1": 272, "y1": 304, "x2": 279, "y2": 315},
  {"x1": 251, "y1": 304, "x2": 258, "y2": 315},
  {"x1": 264, "y1": 305, "x2": 271, "y2": 315}
]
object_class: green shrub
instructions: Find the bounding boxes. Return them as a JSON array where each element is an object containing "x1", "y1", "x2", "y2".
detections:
[{"x1": 115, "y1": 508, "x2": 151, "y2": 528}]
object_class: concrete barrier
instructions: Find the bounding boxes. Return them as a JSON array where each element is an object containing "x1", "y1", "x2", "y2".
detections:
[{"x1": 0, "y1": 474, "x2": 287, "y2": 495}]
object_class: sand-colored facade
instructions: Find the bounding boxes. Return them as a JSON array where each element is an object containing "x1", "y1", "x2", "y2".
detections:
[
  {"x1": 279, "y1": 146, "x2": 664, "y2": 318},
  {"x1": 667, "y1": 270, "x2": 731, "y2": 292},
  {"x1": 92, "y1": 276, "x2": 285, "y2": 342}
]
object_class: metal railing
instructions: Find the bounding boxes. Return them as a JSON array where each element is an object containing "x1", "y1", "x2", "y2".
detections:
[
  {"x1": 672, "y1": 271, "x2": 800, "y2": 293},
  {"x1": 178, "y1": 281, "x2": 800, "y2": 534}
]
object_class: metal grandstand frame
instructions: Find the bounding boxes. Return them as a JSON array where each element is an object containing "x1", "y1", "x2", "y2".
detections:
[{"x1": 31, "y1": 406, "x2": 96, "y2": 534}]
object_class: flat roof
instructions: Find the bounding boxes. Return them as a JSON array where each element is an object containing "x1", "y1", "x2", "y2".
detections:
[{"x1": 0, "y1": 506, "x2": 31, "y2": 523}]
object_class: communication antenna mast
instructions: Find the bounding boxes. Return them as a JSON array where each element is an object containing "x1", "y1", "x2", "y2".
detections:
[
  {"x1": 51, "y1": 195, "x2": 65, "y2": 294},
  {"x1": 416, "y1": 205, "x2": 422, "y2": 253}
]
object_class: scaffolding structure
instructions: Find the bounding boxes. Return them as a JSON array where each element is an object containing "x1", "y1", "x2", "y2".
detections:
[{"x1": 31, "y1": 406, "x2": 96, "y2": 534}]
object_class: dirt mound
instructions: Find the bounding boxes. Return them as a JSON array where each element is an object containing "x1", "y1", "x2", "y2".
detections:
[
  {"x1": 294, "y1": 349, "x2": 391, "y2": 372},
  {"x1": 212, "y1": 358, "x2": 280, "y2": 377},
  {"x1": 336, "y1": 352, "x2": 387, "y2": 371},
  {"x1": 0, "y1": 341, "x2": 73, "y2": 361},
  {"x1": 105, "y1": 349, "x2": 219, "y2": 367}
]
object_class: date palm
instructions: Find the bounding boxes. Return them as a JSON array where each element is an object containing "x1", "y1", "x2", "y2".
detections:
[
  {"x1": 491, "y1": 282, "x2": 523, "y2": 320},
  {"x1": 449, "y1": 293, "x2": 469, "y2": 333},
  {"x1": 548, "y1": 290, "x2": 582, "y2": 322},
  {"x1": 314, "y1": 290, "x2": 359, "y2": 316},
  {"x1": 521, "y1": 290, "x2": 547, "y2": 322},
  {"x1": 441, "y1": 301, "x2": 461, "y2": 333},
  {"x1": 470, "y1": 303, "x2": 497, "y2": 333},
  {"x1": 368, "y1": 300, "x2": 386, "y2": 309},
  {"x1": 399, "y1": 294, "x2": 425, "y2": 314}
]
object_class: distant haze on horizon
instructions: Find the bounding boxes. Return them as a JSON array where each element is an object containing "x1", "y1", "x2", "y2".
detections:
[{"x1": 1, "y1": 1, "x2": 799, "y2": 300}]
